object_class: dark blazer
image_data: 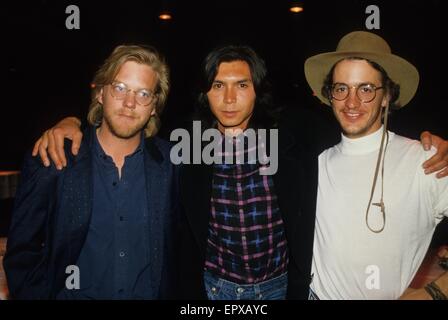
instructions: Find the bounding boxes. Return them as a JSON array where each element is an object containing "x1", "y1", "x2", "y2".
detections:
[
  {"x1": 178, "y1": 107, "x2": 334, "y2": 300},
  {"x1": 3, "y1": 128, "x2": 179, "y2": 300}
]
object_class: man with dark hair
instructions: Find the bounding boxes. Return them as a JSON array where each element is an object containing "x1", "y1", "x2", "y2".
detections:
[
  {"x1": 195, "y1": 45, "x2": 279, "y2": 130},
  {"x1": 178, "y1": 45, "x2": 295, "y2": 300},
  {"x1": 3, "y1": 45, "x2": 178, "y2": 300}
]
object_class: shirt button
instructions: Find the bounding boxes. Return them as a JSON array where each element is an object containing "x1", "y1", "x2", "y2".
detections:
[
  {"x1": 119, "y1": 251, "x2": 125, "y2": 257},
  {"x1": 242, "y1": 235, "x2": 246, "y2": 241},
  {"x1": 112, "y1": 182, "x2": 117, "y2": 186},
  {"x1": 118, "y1": 289, "x2": 124, "y2": 294},
  {"x1": 119, "y1": 216, "x2": 124, "y2": 221},
  {"x1": 236, "y1": 287, "x2": 244, "y2": 294}
]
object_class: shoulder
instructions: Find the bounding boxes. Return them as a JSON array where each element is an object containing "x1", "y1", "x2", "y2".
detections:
[
  {"x1": 144, "y1": 135, "x2": 175, "y2": 167},
  {"x1": 146, "y1": 135, "x2": 173, "y2": 155},
  {"x1": 318, "y1": 143, "x2": 340, "y2": 162},
  {"x1": 16, "y1": 149, "x2": 65, "y2": 200},
  {"x1": 278, "y1": 106, "x2": 340, "y2": 154},
  {"x1": 390, "y1": 133, "x2": 436, "y2": 161},
  {"x1": 278, "y1": 106, "x2": 321, "y2": 131}
]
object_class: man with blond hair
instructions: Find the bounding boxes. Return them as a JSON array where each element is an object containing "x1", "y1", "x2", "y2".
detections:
[{"x1": 4, "y1": 45, "x2": 178, "y2": 299}]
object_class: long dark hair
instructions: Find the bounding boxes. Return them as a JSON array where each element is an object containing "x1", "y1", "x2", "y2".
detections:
[{"x1": 196, "y1": 45, "x2": 280, "y2": 130}]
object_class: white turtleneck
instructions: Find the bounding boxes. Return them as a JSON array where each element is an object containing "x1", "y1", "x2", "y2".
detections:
[{"x1": 311, "y1": 126, "x2": 448, "y2": 300}]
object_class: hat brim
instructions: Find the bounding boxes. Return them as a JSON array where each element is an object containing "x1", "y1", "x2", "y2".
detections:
[{"x1": 304, "y1": 51, "x2": 419, "y2": 107}]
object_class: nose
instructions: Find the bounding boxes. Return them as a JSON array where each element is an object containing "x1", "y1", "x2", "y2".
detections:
[
  {"x1": 224, "y1": 87, "x2": 236, "y2": 104},
  {"x1": 123, "y1": 91, "x2": 137, "y2": 109},
  {"x1": 345, "y1": 87, "x2": 360, "y2": 109}
]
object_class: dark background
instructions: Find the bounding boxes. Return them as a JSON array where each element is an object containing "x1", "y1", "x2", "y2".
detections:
[{"x1": 2, "y1": 0, "x2": 447, "y2": 170}]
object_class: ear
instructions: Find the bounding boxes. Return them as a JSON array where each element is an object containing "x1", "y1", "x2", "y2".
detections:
[
  {"x1": 150, "y1": 107, "x2": 157, "y2": 117},
  {"x1": 97, "y1": 88, "x2": 104, "y2": 105},
  {"x1": 381, "y1": 92, "x2": 390, "y2": 108}
]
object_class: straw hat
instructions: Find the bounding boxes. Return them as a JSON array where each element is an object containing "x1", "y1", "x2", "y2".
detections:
[{"x1": 304, "y1": 31, "x2": 419, "y2": 107}]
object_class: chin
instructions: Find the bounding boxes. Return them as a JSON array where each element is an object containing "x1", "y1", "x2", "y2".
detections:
[
  {"x1": 111, "y1": 123, "x2": 144, "y2": 139},
  {"x1": 342, "y1": 126, "x2": 370, "y2": 138},
  {"x1": 114, "y1": 129, "x2": 140, "y2": 139},
  {"x1": 223, "y1": 121, "x2": 242, "y2": 128}
]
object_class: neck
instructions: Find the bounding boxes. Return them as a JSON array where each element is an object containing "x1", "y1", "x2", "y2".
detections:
[
  {"x1": 220, "y1": 128, "x2": 245, "y2": 137},
  {"x1": 339, "y1": 125, "x2": 393, "y2": 156},
  {"x1": 96, "y1": 125, "x2": 141, "y2": 176},
  {"x1": 342, "y1": 124, "x2": 384, "y2": 140}
]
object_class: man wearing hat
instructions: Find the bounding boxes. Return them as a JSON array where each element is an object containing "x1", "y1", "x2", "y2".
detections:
[{"x1": 305, "y1": 31, "x2": 448, "y2": 299}]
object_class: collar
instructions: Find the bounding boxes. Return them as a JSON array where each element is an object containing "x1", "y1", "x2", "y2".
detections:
[
  {"x1": 92, "y1": 126, "x2": 144, "y2": 161},
  {"x1": 338, "y1": 125, "x2": 395, "y2": 155}
]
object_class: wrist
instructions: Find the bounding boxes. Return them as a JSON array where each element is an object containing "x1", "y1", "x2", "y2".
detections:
[
  {"x1": 425, "y1": 279, "x2": 448, "y2": 300},
  {"x1": 434, "y1": 272, "x2": 448, "y2": 295}
]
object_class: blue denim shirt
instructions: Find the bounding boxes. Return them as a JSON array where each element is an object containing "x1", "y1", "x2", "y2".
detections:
[{"x1": 58, "y1": 127, "x2": 151, "y2": 299}]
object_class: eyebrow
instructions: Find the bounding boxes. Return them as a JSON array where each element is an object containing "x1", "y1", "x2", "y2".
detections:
[
  {"x1": 334, "y1": 82, "x2": 380, "y2": 87},
  {"x1": 112, "y1": 80, "x2": 153, "y2": 92},
  {"x1": 212, "y1": 79, "x2": 253, "y2": 84}
]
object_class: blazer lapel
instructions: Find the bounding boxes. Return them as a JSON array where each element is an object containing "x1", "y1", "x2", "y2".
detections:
[
  {"x1": 52, "y1": 141, "x2": 93, "y2": 295},
  {"x1": 143, "y1": 139, "x2": 167, "y2": 296},
  {"x1": 180, "y1": 163, "x2": 213, "y2": 256},
  {"x1": 274, "y1": 129, "x2": 301, "y2": 245},
  {"x1": 274, "y1": 127, "x2": 319, "y2": 272}
]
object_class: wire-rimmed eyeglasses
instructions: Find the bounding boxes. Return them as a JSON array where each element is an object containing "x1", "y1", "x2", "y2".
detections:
[
  {"x1": 109, "y1": 81, "x2": 157, "y2": 106},
  {"x1": 330, "y1": 83, "x2": 384, "y2": 103}
]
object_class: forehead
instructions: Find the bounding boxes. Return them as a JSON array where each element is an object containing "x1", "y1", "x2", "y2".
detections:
[
  {"x1": 215, "y1": 60, "x2": 252, "y2": 80},
  {"x1": 332, "y1": 59, "x2": 382, "y2": 84},
  {"x1": 115, "y1": 60, "x2": 157, "y2": 88}
]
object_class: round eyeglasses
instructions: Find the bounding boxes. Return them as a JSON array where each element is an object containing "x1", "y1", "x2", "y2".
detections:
[
  {"x1": 330, "y1": 83, "x2": 384, "y2": 103},
  {"x1": 109, "y1": 81, "x2": 156, "y2": 106}
]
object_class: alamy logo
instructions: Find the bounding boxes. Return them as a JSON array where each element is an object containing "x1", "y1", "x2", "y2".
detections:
[
  {"x1": 365, "y1": 5, "x2": 380, "y2": 30},
  {"x1": 65, "y1": 265, "x2": 80, "y2": 290},
  {"x1": 365, "y1": 265, "x2": 380, "y2": 290},
  {"x1": 65, "y1": 5, "x2": 80, "y2": 30},
  {"x1": 170, "y1": 121, "x2": 279, "y2": 175}
]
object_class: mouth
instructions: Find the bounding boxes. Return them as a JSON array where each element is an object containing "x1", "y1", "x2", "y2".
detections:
[
  {"x1": 342, "y1": 111, "x2": 364, "y2": 122},
  {"x1": 117, "y1": 113, "x2": 136, "y2": 120},
  {"x1": 221, "y1": 111, "x2": 239, "y2": 117}
]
